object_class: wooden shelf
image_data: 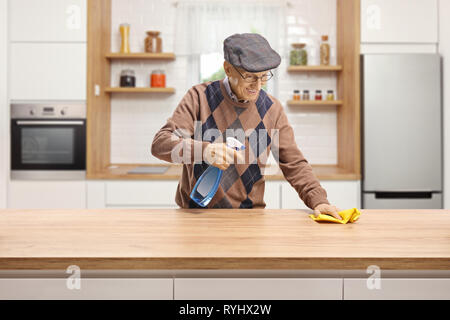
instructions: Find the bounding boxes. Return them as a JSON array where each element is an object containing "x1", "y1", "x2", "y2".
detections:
[
  {"x1": 287, "y1": 65, "x2": 343, "y2": 72},
  {"x1": 105, "y1": 52, "x2": 176, "y2": 60},
  {"x1": 287, "y1": 100, "x2": 343, "y2": 106},
  {"x1": 105, "y1": 87, "x2": 175, "y2": 94}
]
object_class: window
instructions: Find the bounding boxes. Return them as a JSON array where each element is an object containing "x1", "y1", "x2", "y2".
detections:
[{"x1": 175, "y1": 1, "x2": 283, "y2": 95}]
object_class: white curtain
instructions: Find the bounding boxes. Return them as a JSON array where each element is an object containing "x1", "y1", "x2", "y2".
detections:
[{"x1": 174, "y1": 0, "x2": 285, "y2": 56}]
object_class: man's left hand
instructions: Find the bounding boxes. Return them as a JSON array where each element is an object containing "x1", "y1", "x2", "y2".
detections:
[{"x1": 313, "y1": 203, "x2": 342, "y2": 220}]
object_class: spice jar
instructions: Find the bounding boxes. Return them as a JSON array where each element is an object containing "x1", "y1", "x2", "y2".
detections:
[
  {"x1": 315, "y1": 90, "x2": 323, "y2": 101},
  {"x1": 151, "y1": 70, "x2": 166, "y2": 88},
  {"x1": 290, "y1": 43, "x2": 308, "y2": 66},
  {"x1": 119, "y1": 23, "x2": 130, "y2": 53},
  {"x1": 326, "y1": 90, "x2": 335, "y2": 101},
  {"x1": 120, "y1": 69, "x2": 135, "y2": 87},
  {"x1": 302, "y1": 90, "x2": 310, "y2": 101},
  {"x1": 293, "y1": 90, "x2": 300, "y2": 100},
  {"x1": 145, "y1": 31, "x2": 163, "y2": 53},
  {"x1": 320, "y1": 35, "x2": 330, "y2": 66}
]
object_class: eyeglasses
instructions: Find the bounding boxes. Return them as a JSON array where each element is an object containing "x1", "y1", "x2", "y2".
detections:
[{"x1": 233, "y1": 66, "x2": 273, "y2": 83}]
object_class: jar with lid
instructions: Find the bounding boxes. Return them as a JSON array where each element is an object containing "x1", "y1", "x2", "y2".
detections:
[
  {"x1": 315, "y1": 90, "x2": 323, "y2": 101},
  {"x1": 151, "y1": 69, "x2": 166, "y2": 88},
  {"x1": 302, "y1": 90, "x2": 310, "y2": 101},
  {"x1": 145, "y1": 30, "x2": 163, "y2": 53},
  {"x1": 293, "y1": 90, "x2": 300, "y2": 100},
  {"x1": 120, "y1": 69, "x2": 136, "y2": 87},
  {"x1": 326, "y1": 90, "x2": 335, "y2": 101},
  {"x1": 320, "y1": 35, "x2": 330, "y2": 66},
  {"x1": 290, "y1": 43, "x2": 308, "y2": 66}
]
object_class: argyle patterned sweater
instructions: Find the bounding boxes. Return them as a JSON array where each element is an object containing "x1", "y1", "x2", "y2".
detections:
[{"x1": 151, "y1": 79, "x2": 330, "y2": 209}]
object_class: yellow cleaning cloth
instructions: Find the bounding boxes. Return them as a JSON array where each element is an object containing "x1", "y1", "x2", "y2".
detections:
[{"x1": 309, "y1": 208, "x2": 361, "y2": 224}]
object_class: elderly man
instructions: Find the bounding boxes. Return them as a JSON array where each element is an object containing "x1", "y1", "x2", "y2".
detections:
[{"x1": 152, "y1": 33, "x2": 342, "y2": 219}]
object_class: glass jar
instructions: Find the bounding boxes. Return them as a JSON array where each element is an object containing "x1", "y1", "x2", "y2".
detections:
[
  {"x1": 120, "y1": 69, "x2": 135, "y2": 87},
  {"x1": 293, "y1": 90, "x2": 300, "y2": 100},
  {"x1": 119, "y1": 23, "x2": 130, "y2": 54},
  {"x1": 315, "y1": 90, "x2": 322, "y2": 101},
  {"x1": 320, "y1": 35, "x2": 330, "y2": 66},
  {"x1": 290, "y1": 43, "x2": 308, "y2": 66},
  {"x1": 151, "y1": 69, "x2": 166, "y2": 88},
  {"x1": 302, "y1": 90, "x2": 310, "y2": 101},
  {"x1": 326, "y1": 90, "x2": 335, "y2": 101},
  {"x1": 145, "y1": 30, "x2": 163, "y2": 53}
]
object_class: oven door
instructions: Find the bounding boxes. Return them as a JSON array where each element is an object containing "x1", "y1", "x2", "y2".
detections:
[{"x1": 11, "y1": 119, "x2": 86, "y2": 175}]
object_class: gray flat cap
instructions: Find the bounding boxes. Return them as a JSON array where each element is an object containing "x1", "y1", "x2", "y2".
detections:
[{"x1": 223, "y1": 33, "x2": 281, "y2": 72}]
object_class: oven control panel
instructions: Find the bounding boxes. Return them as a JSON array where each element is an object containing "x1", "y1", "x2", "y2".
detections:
[{"x1": 11, "y1": 103, "x2": 86, "y2": 119}]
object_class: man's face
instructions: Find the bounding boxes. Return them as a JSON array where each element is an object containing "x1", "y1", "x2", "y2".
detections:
[{"x1": 224, "y1": 61, "x2": 270, "y2": 102}]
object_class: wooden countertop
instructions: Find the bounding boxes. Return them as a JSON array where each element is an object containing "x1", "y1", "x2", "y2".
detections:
[
  {"x1": 87, "y1": 164, "x2": 361, "y2": 180},
  {"x1": 1, "y1": 209, "x2": 449, "y2": 270}
]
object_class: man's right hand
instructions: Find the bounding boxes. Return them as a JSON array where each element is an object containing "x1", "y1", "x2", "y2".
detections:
[{"x1": 204, "y1": 143, "x2": 245, "y2": 170}]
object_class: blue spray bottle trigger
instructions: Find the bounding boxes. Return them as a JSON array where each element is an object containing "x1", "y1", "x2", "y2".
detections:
[{"x1": 189, "y1": 138, "x2": 245, "y2": 207}]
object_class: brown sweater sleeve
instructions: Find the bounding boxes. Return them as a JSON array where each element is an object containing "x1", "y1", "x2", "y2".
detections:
[
  {"x1": 151, "y1": 87, "x2": 210, "y2": 164},
  {"x1": 272, "y1": 103, "x2": 330, "y2": 210}
]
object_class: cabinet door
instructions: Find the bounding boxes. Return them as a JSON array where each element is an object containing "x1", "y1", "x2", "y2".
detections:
[
  {"x1": 344, "y1": 278, "x2": 450, "y2": 300},
  {"x1": 0, "y1": 278, "x2": 173, "y2": 300},
  {"x1": 264, "y1": 182, "x2": 280, "y2": 209},
  {"x1": 281, "y1": 181, "x2": 361, "y2": 210},
  {"x1": 361, "y1": 0, "x2": 438, "y2": 43},
  {"x1": 10, "y1": 0, "x2": 86, "y2": 42},
  {"x1": 10, "y1": 43, "x2": 86, "y2": 100},
  {"x1": 8, "y1": 181, "x2": 86, "y2": 209},
  {"x1": 105, "y1": 181, "x2": 179, "y2": 208},
  {"x1": 174, "y1": 278, "x2": 343, "y2": 300}
]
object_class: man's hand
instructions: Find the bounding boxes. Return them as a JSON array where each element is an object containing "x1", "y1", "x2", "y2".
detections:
[
  {"x1": 313, "y1": 203, "x2": 343, "y2": 220},
  {"x1": 204, "y1": 143, "x2": 245, "y2": 170}
]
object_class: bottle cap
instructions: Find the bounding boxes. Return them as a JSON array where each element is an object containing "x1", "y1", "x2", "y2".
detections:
[
  {"x1": 322, "y1": 35, "x2": 328, "y2": 41},
  {"x1": 226, "y1": 137, "x2": 245, "y2": 151}
]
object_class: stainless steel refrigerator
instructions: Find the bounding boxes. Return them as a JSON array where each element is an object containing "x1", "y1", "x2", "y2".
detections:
[{"x1": 361, "y1": 54, "x2": 443, "y2": 209}]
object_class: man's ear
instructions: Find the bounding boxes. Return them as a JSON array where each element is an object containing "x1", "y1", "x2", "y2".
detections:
[{"x1": 223, "y1": 61, "x2": 232, "y2": 77}]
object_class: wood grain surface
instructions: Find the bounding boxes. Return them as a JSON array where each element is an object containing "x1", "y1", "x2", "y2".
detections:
[{"x1": 0, "y1": 209, "x2": 449, "y2": 270}]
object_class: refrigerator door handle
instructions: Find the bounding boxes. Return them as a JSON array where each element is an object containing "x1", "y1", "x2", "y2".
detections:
[{"x1": 374, "y1": 192, "x2": 433, "y2": 199}]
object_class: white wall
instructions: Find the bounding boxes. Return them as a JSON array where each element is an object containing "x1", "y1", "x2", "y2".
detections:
[
  {"x1": 439, "y1": 0, "x2": 450, "y2": 208},
  {"x1": 110, "y1": 0, "x2": 338, "y2": 165},
  {"x1": 0, "y1": 0, "x2": 8, "y2": 209}
]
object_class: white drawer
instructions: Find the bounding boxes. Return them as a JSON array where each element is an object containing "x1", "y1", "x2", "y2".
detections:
[
  {"x1": 174, "y1": 278, "x2": 343, "y2": 300},
  {"x1": 344, "y1": 278, "x2": 450, "y2": 300},
  {"x1": 8, "y1": 180, "x2": 86, "y2": 209},
  {"x1": 281, "y1": 181, "x2": 361, "y2": 209},
  {"x1": 0, "y1": 278, "x2": 173, "y2": 300},
  {"x1": 105, "y1": 181, "x2": 179, "y2": 206}
]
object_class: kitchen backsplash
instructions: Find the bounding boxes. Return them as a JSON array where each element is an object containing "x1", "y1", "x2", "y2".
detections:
[{"x1": 110, "y1": 0, "x2": 337, "y2": 165}]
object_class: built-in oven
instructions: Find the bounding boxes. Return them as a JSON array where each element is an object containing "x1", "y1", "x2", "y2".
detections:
[{"x1": 11, "y1": 103, "x2": 86, "y2": 180}]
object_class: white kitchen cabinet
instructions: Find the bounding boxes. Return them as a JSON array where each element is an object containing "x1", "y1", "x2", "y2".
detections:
[
  {"x1": 8, "y1": 180, "x2": 86, "y2": 209},
  {"x1": 281, "y1": 181, "x2": 361, "y2": 210},
  {"x1": 10, "y1": 43, "x2": 86, "y2": 101},
  {"x1": 86, "y1": 181, "x2": 106, "y2": 209},
  {"x1": 0, "y1": 278, "x2": 173, "y2": 300},
  {"x1": 361, "y1": 0, "x2": 438, "y2": 44},
  {"x1": 9, "y1": 0, "x2": 86, "y2": 42},
  {"x1": 0, "y1": 0, "x2": 8, "y2": 209},
  {"x1": 174, "y1": 278, "x2": 343, "y2": 300},
  {"x1": 264, "y1": 181, "x2": 281, "y2": 209},
  {"x1": 105, "y1": 181, "x2": 179, "y2": 208},
  {"x1": 344, "y1": 278, "x2": 450, "y2": 300}
]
